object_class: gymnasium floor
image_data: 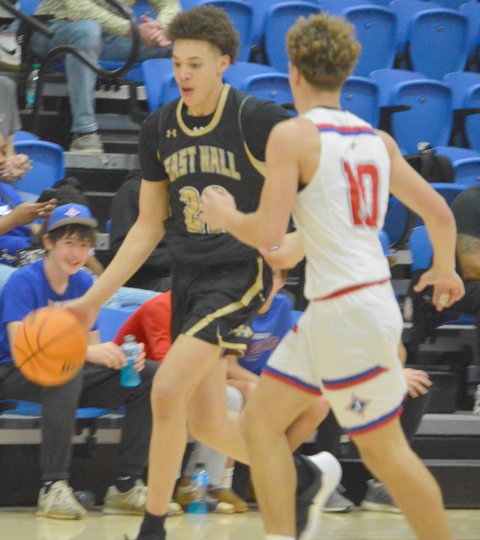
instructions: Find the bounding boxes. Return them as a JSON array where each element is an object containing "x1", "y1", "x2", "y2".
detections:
[{"x1": 1, "y1": 507, "x2": 480, "y2": 540}]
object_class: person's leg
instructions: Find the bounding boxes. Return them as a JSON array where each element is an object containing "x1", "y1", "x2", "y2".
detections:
[
  {"x1": 352, "y1": 418, "x2": 451, "y2": 540},
  {"x1": 100, "y1": 34, "x2": 172, "y2": 63},
  {"x1": 285, "y1": 396, "x2": 330, "y2": 452},
  {"x1": 30, "y1": 20, "x2": 101, "y2": 136}
]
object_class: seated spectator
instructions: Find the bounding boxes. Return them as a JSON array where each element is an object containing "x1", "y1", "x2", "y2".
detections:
[
  {"x1": 0, "y1": 203, "x2": 160, "y2": 519},
  {"x1": 110, "y1": 172, "x2": 171, "y2": 292},
  {"x1": 29, "y1": 0, "x2": 181, "y2": 154}
]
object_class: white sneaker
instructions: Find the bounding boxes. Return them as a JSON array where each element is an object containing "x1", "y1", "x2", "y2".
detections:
[
  {"x1": 103, "y1": 479, "x2": 147, "y2": 515},
  {"x1": 0, "y1": 32, "x2": 21, "y2": 72},
  {"x1": 69, "y1": 132, "x2": 104, "y2": 155},
  {"x1": 37, "y1": 480, "x2": 87, "y2": 520}
]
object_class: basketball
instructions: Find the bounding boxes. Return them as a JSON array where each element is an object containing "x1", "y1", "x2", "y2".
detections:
[{"x1": 12, "y1": 307, "x2": 87, "y2": 387}]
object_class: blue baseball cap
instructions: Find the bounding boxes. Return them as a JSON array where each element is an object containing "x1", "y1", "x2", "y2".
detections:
[{"x1": 46, "y1": 203, "x2": 98, "y2": 232}]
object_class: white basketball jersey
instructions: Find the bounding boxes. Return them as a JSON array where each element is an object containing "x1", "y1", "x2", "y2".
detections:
[{"x1": 294, "y1": 107, "x2": 391, "y2": 300}]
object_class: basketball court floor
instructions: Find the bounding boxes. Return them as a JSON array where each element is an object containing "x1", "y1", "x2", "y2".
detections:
[{"x1": 2, "y1": 507, "x2": 480, "y2": 540}]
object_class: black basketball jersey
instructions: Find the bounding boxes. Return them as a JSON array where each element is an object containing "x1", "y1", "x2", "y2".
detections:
[{"x1": 142, "y1": 85, "x2": 284, "y2": 264}]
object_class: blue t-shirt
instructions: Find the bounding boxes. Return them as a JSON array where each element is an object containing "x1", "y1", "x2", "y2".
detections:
[
  {"x1": 0, "y1": 259, "x2": 94, "y2": 365},
  {"x1": 0, "y1": 182, "x2": 31, "y2": 259},
  {"x1": 238, "y1": 293, "x2": 299, "y2": 375}
]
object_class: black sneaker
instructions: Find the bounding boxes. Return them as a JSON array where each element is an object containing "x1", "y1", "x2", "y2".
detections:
[
  {"x1": 124, "y1": 534, "x2": 165, "y2": 540},
  {"x1": 323, "y1": 487, "x2": 354, "y2": 513},
  {"x1": 295, "y1": 452, "x2": 342, "y2": 540},
  {"x1": 361, "y1": 479, "x2": 401, "y2": 514}
]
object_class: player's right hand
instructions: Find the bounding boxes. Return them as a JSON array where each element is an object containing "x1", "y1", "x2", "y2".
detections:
[{"x1": 413, "y1": 269, "x2": 465, "y2": 311}]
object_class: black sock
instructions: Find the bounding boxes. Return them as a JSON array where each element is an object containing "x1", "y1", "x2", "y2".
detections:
[
  {"x1": 294, "y1": 454, "x2": 316, "y2": 495},
  {"x1": 115, "y1": 475, "x2": 136, "y2": 493},
  {"x1": 139, "y1": 511, "x2": 166, "y2": 537}
]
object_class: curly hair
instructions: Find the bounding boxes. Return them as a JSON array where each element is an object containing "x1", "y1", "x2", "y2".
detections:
[
  {"x1": 168, "y1": 5, "x2": 239, "y2": 64},
  {"x1": 287, "y1": 13, "x2": 361, "y2": 90}
]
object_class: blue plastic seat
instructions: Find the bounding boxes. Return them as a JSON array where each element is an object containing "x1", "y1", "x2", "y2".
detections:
[
  {"x1": 340, "y1": 76, "x2": 380, "y2": 127},
  {"x1": 223, "y1": 61, "x2": 276, "y2": 88},
  {"x1": 371, "y1": 69, "x2": 453, "y2": 154},
  {"x1": 434, "y1": 145, "x2": 480, "y2": 162},
  {"x1": 433, "y1": 0, "x2": 467, "y2": 9},
  {"x1": 263, "y1": 1, "x2": 320, "y2": 72},
  {"x1": 443, "y1": 72, "x2": 480, "y2": 152},
  {"x1": 409, "y1": 225, "x2": 432, "y2": 272},
  {"x1": 451, "y1": 157, "x2": 480, "y2": 188},
  {"x1": 13, "y1": 130, "x2": 39, "y2": 142},
  {"x1": 13, "y1": 140, "x2": 65, "y2": 195},
  {"x1": 239, "y1": 73, "x2": 293, "y2": 107},
  {"x1": 142, "y1": 58, "x2": 174, "y2": 111},
  {"x1": 97, "y1": 306, "x2": 135, "y2": 343},
  {"x1": 159, "y1": 72, "x2": 181, "y2": 104},
  {"x1": 460, "y1": 1, "x2": 480, "y2": 63},
  {"x1": 383, "y1": 197, "x2": 416, "y2": 249},
  {"x1": 0, "y1": 399, "x2": 115, "y2": 419},
  {"x1": 343, "y1": 5, "x2": 397, "y2": 76},
  {"x1": 198, "y1": 0, "x2": 254, "y2": 61}
]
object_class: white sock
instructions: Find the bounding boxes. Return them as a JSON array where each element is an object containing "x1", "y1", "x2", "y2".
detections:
[
  {"x1": 266, "y1": 536, "x2": 295, "y2": 540},
  {"x1": 221, "y1": 467, "x2": 234, "y2": 489}
]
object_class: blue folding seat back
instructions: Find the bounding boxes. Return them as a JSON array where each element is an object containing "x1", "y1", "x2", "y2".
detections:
[
  {"x1": 372, "y1": 70, "x2": 452, "y2": 154},
  {"x1": 13, "y1": 130, "x2": 39, "y2": 142},
  {"x1": 97, "y1": 306, "x2": 135, "y2": 343},
  {"x1": 383, "y1": 197, "x2": 415, "y2": 249},
  {"x1": 444, "y1": 72, "x2": 480, "y2": 152},
  {"x1": 370, "y1": 68, "x2": 420, "y2": 106},
  {"x1": 180, "y1": 0, "x2": 202, "y2": 8},
  {"x1": 433, "y1": 0, "x2": 468, "y2": 9},
  {"x1": 340, "y1": 76, "x2": 380, "y2": 127},
  {"x1": 409, "y1": 10, "x2": 468, "y2": 79},
  {"x1": 98, "y1": 60, "x2": 145, "y2": 84},
  {"x1": 223, "y1": 61, "x2": 277, "y2": 88},
  {"x1": 460, "y1": 1, "x2": 480, "y2": 58},
  {"x1": 319, "y1": 0, "x2": 389, "y2": 14},
  {"x1": 409, "y1": 225, "x2": 432, "y2": 272},
  {"x1": 13, "y1": 140, "x2": 65, "y2": 195},
  {"x1": 0, "y1": 399, "x2": 116, "y2": 419},
  {"x1": 452, "y1": 157, "x2": 480, "y2": 187},
  {"x1": 142, "y1": 58, "x2": 173, "y2": 111},
  {"x1": 247, "y1": 0, "x2": 287, "y2": 54},
  {"x1": 160, "y1": 72, "x2": 181, "y2": 104},
  {"x1": 239, "y1": 73, "x2": 293, "y2": 107},
  {"x1": 19, "y1": 0, "x2": 40, "y2": 15},
  {"x1": 344, "y1": 6, "x2": 397, "y2": 76},
  {"x1": 198, "y1": 0, "x2": 254, "y2": 61},
  {"x1": 263, "y1": 2, "x2": 320, "y2": 72},
  {"x1": 430, "y1": 182, "x2": 466, "y2": 206}
]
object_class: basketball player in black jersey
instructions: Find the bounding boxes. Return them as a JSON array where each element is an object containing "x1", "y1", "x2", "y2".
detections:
[{"x1": 67, "y1": 7, "x2": 341, "y2": 540}]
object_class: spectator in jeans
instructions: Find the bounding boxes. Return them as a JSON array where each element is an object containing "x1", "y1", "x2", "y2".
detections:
[
  {"x1": 30, "y1": 0, "x2": 181, "y2": 155},
  {"x1": 0, "y1": 203, "x2": 161, "y2": 519}
]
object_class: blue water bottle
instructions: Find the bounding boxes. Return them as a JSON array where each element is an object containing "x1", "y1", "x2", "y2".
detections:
[
  {"x1": 120, "y1": 335, "x2": 141, "y2": 387},
  {"x1": 188, "y1": 462, "x2": 209, "y2": 514}
]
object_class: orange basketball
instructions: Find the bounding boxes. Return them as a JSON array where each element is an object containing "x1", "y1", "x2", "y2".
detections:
[{"x1": 12, "y1": 307, "x2": 87, "y2": 387}]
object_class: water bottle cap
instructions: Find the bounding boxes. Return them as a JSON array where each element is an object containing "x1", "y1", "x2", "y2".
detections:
[
  {"x1": 124, "y1": 334, "x2": 136, "y2": 343},
  {"x1": 33, "y1": 63, "x2": 40, "y2": 69}
]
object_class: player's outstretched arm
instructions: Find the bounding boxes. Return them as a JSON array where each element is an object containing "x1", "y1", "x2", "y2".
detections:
[
  {"x1": 67, "y1": 180, "x2": 169, "y2": 330},
  {"x1": 381, "y1": 131, "x2": 464, "y2": 310}
]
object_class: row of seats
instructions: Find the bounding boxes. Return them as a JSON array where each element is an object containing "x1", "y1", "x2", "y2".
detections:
[{"x1": 175, "y1": 0, "x2": 480, "y2": 78}]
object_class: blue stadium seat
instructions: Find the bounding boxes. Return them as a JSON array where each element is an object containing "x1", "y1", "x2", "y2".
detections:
[
  {"x1": 223, "y1": 61, "x2": 277, "y2": 88},
  {"x1": 371, "y1": 69, "x2": 453, "y2": 154},
  {"x1": 239, "y1": 73, "x2": 293, "y2": 107},
  {"x1": 198, "y1": 0, "x2": 254, "y2": 61},
  {"x1": 263, "y1": 1, "x2": 320, "y2": 72},
  {"x1": 159, "y1": 72, "x2": 181, "y2": 104},
  {"x1": 13, "y1": 130, "x2": 39, "y2": 142},
  {"x1": 142, "y1": 58, "x2": 174, "y2": 111},
  {"x1": 343, "y1": 5, "x2": 397, "y2": 76},
  {"x1": 451, "y1": 157, "x2": 480, "y2": 188},
  {"x1": 409, "y1": 225, "x2": 432, "y2": 272},
  {"x1": 460, "y1": 1, "x2": 480, "y2": 64},
  {"x1": 444, "y1": 72, "x2": 480, "y2": 152},
  {"x1": 13, "y1": 140, "x2": 65, "y2": 196},
  {"x1": 432, "y1": 0, "x2": 467, "y2": 9},
  {"x1": 97, "y1": 306, "x2": 135, "y2": 343},
  {"x1": 0, "y1": 399, "x2": 116, "y2": 419},
  {"x1": 340, "y1": 76, "x2": 380, "y2": 127},
  {"x1": 434, "y1": 145, "x2": 480, "y2": 162}
]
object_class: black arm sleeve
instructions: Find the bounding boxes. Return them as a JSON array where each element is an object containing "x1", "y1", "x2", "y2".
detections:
[
  {"x1": 241, "y1": 100, "x2": 292, "y2": 162},
  {"x1": 138, "y1": 112, "x2": 168, "y2": 181}
]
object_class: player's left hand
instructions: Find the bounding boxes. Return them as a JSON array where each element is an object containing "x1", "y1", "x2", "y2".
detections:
[
  {"x1": 200, "y1": 186, "x2": 236, "y2": 230},
  {"x1": 413, "y1": 269, "x2": 465, "y2": 311},
  {"x1": 404, "y1": 368, "x2": 432, "y2": 398}
]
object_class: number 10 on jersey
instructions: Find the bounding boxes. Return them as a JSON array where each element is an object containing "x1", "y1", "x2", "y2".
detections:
[{"x1": 343, "y1": 161, "x2": 379, "y2": 228}]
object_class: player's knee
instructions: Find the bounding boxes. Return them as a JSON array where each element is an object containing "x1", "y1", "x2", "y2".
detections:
[{"x1": 150, "y1": 378, "x2": 182, "y2": 417}]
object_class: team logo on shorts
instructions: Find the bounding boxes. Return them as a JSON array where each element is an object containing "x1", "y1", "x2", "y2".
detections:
[{"x1": 346, "y1": 394, "x2": 371, "y2": 417}]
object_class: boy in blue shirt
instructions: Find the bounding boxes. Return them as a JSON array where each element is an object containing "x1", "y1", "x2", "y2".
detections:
[{"x1": 0, "y1": 203, "x2": 158, "y2": 520}]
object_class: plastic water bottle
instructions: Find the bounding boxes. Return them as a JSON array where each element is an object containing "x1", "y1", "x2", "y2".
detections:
[
  {"x1": 120, "y1": 334, "x2": 141, "y2": 387},
  {"x1": 188, "y1": 462, "x2": 208, "y2": 514},
  {"x1": 473, "y1": 385, "x2": 480, "y2": 416},
  {"x1": 25, "y1": 63, "x2": 40, "y2": 112}
]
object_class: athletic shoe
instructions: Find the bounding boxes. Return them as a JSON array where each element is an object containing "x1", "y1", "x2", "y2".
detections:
[
  {"x1": 103, "y1": 479, "x2": 146, "y2": 515},
  {"x1": 37, "y1": 480, "x2": 87, "y2": 520},
  {"x1": 208, "y1": 487, "x2": 249, "y2": 513},
  {"x1": 361, "y1": 479, "x2": 401, "y2": 514},
  {"x1": 0, "y1": 32, "x2": 21, "y2": 72},
  {"x1": 126, "y1": 534, "x2": 165, "y2": 540},
  {"x1": 295, "y1": 452, "x2": 342, "y2": 540},
  {"x1": 69, "y1": 132, "x2": 104, "y2": 155},
  {"x1": 323, "y1": 487, "x2": 354, "y2": 513}
]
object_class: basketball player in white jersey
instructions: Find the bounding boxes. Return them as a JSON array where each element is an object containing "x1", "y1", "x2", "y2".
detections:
[{"x1": 200, "y1": 12, "x2": 464, "y2": 540}]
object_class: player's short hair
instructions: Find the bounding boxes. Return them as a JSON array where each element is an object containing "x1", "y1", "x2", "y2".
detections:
[
  {"x1": 287, "y1": 13, "x2": 361, "y2": 90},
  {"x1": 168, "y1": 5, "x2": 239, "y2": 64}
]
